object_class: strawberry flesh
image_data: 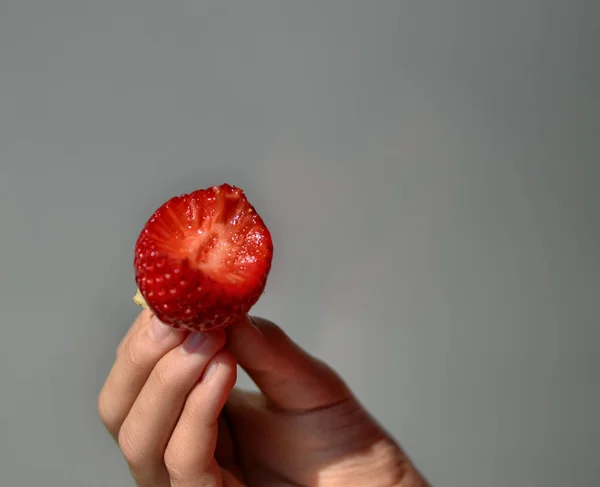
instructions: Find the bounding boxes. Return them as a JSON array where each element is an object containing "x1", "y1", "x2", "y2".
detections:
[{"x1": 134, "y1": 184, "x2": 273, "y2": 331}]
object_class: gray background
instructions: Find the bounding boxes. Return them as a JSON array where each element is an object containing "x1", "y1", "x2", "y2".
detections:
[{"x1": 0, "y1": 1, "x2": 598, "y2": 486}]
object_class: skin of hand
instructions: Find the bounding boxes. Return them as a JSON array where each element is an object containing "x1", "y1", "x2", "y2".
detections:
[{"x1": 98, "y1": 310, "x2": 430, "y2": 487}]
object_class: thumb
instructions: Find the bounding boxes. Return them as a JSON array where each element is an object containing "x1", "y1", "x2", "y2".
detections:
[{"x1": 226, "y1": 316, "x2": 351, "y2": 411}]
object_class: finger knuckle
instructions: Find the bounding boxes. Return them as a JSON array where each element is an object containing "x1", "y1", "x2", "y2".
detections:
[
  {"x1": 164, "y1": 446, "x2": 188, "y2": 482},
  {"x1": 151, "y1": 360, "x2": 175, "y2": 391},
  {"x1": 182, "y1": 388, "x2": 207, "y2": 422},
  {"x1": 117, "y1": 426, "x2": 145, "y2": 468},
  {"x1": 97, "y1": 390, "x2": 119, "y2": 432},
  {"x1": 121, "y1": 336, "x2": 144, "y2": 370}
]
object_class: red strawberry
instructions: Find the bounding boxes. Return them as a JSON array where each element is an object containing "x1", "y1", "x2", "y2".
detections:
[{"x1": 133, "y1": 183, "x2": 273, "y2": 331}]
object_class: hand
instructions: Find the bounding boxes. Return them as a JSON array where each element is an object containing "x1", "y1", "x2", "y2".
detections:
[{"x1": 98, "y1": 310, "x2": 429, "y2": 486}]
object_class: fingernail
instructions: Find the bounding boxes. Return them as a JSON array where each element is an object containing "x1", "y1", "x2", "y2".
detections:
[
  {"x1": 182, "y1": 332, "x2": 208, "y2": 354},
  {"x1": 150, "y1": 316, "x2": 172, "y2": 340},
  {"x1": 202, "y1": 361, "x2": 219, "y2": 382}
]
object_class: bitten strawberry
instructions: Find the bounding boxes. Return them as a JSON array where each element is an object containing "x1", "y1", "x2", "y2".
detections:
[{"x1": 133, "y1": 183, "x2": 273, "y2": 331}]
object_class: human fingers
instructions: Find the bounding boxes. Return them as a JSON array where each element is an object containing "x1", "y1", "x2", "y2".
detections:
[
  {"x1": 227, "y1": 316, "x2": 351, "y2": 411},
  {"x1": 117, "y1": 330, "x2": 227, "y2": 486},
  {"x1": 120, "y1": 308, "x2": 151, "y2": 345},
  {"x1": 227, "y1": 318, "x2": 432, "y2": 487},
  {"x1": 98, "y1": 310, "x2": 188, "y2": 439},
  {"x1": 164, "y1": 350, "x2": 238, "y2": 487}
]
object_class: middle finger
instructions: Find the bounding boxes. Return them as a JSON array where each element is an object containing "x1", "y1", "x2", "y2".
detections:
[
  {"x1": 117, "y1": 330, "x2": 227, "y2": 483},
  {"x1": 98, "y1": 311, "x2": 188, "y2": 438}
]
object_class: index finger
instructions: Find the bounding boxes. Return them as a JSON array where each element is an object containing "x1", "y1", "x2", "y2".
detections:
[{"x1": 97, "y1": 311, "x2": 188, "y2": 438}]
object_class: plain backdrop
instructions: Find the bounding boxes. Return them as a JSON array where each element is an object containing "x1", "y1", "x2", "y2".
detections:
[{"x1": 0, "y1": 1, "x2": 598, "y2": 486}]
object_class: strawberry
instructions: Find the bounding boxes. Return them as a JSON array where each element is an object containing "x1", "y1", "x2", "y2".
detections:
[{"x1": 133, "y1": 183, "x2": 273, "y2": 331}]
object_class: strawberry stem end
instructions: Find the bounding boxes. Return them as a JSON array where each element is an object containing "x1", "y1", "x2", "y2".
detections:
[{"x1": 133, "y1": 288, "x2": 149, "y2": 309}]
